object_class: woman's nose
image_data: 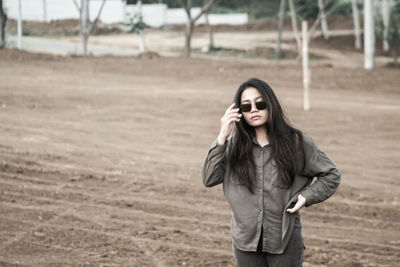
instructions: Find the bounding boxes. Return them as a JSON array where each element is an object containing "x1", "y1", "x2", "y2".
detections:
[{"x1": 251, "y1": 103, "x2": 258, "y2": 112}]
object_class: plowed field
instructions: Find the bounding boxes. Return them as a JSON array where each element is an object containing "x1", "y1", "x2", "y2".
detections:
[{"x1": 0, "y1": 49, "x2": 399, "y2": 266}]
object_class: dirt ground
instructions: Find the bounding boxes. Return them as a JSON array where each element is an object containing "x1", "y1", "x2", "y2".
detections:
[{"x1": 1, "y1": 29, "x2": 400, "y2": 267}]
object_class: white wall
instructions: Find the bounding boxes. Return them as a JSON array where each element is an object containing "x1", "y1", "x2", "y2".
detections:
[
  {"x1": 166, "y1": 8, "x2": 248, "y2": 25},
  {"x1": 3, "y1": 1, "x2": 248, "y2": 26},
  {"x1": 4, "y1": 0, "x2": 125, "y2": 23}
]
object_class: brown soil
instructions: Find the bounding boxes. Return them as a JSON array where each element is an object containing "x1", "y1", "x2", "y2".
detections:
[
  {"x1": 0, "y1": 49, "x2": 399, "y2": 266},
  {"x1": 311, "y1": 34, "x2": 395, "y2": 57}
]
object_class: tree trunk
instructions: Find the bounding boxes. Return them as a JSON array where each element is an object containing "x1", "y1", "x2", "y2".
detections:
[
  {"x1": 139, "y1": 30, "x2": 145, "y2": 52},
  {"x1": 137, "y1": 0, "x2": 146, "y2": 52},
  {"x1": 351, "y1": 0, "x2": 361, "y2": 49},
  {"x1": 81, "y1": 0, "x2": 89, "y2": 55},
  {"x1": 205, "y1": 12, "x2": 214, "y2": 50},
  {"x1": 185, "y1": 20, "x2": 193, "y2": 57},
  {"x1": 17, "y1": 0, "x2": 22, "y2": 49},
  {"x1": 364, "y1": 0, "x2": 375, "y2": 69},
  {"x1": 381, "y1": 0, "x2": 390, "y2": 52},
  {"x1": 288, "y1": 0, "x2": 301, "y2": 56},
  {"x1": 0, "y1": 0, "x2": 7, "y2": 48},
  {"x1": 318, "y1": 0, "x2": 329, "y2": 39},
  {"x1": 275, "y1": 0, "x2": 286, "y2": 58}
]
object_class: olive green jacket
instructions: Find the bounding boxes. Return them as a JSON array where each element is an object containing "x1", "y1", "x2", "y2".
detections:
[{"x1": 202, "y1": 134, "x2": 341, "y2": 254}]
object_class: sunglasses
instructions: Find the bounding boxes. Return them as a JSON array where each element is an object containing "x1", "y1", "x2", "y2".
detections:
[{"x1": 240, "y1": 101, "x2": 267, "y2": 113}]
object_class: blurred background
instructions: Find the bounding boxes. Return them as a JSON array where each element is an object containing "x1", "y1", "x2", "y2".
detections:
[{"x1": 0, "y1": 0, "x2": 399, "y2": 266}]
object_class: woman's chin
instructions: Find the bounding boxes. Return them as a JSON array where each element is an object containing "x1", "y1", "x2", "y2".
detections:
[{"x1": 247, "y1": 119, "x2": 267, "y2": 128}]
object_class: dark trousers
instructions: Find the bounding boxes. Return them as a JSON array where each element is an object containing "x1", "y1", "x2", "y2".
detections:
[{"x1": 233, "y1": 216, "x2": 305, "y2": 267}]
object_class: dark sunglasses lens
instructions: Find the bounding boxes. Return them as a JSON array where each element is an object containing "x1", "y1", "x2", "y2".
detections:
[
  {"x1": 256, "y1": 101, "x2": 267, "y2": 110},
  {"x1": 240, "y1": 104, "x2": 251, "y2": 112}
]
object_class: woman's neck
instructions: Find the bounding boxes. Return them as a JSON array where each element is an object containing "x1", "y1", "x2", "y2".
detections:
[{"x1": 255, "y1": 126, "x2": 269, "y2": 147}]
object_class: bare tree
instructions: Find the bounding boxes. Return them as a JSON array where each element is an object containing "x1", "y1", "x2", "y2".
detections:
[
  {"x1": 73, "y1": 0, "x2": 106, "y2": 55},
  {"x1": 292, "y1": 0, "x2": 339, "y2": 59},
  {"x1": 308, "y1": 0, "x2": 340, "y2": 39},
  {"x1": 177, "y1": 0, "x2": 219, "y2": 57},
  {"x1": 0, "y1": 0, "x2": 7, "y2": 48}
]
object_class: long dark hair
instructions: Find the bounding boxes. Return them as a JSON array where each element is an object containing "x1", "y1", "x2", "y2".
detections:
[{"x1": 229, "y1": 78, "x2": 304, "y2": 193}]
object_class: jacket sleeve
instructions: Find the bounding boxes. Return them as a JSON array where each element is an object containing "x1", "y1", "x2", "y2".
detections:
[
  {"x1": 202, "y1": 138, "x2": 230, "y2": 187},
  {"x1": 300, "y1": 134, "x2": 341, "y2": 207}
]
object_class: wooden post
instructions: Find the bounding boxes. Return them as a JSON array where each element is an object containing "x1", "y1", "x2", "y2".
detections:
[
  {"x1": 364, "y1": 0, "x2": 375, "y2": 69},
  {"x1": 302, "y1": 21, "x2": 310, "y2": 111},
  {"x1": 17, "y1": 0, "x2": 22, "y2": 49}
]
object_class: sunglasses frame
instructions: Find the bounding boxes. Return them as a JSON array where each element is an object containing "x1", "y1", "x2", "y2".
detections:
[{"x1": 239, "y1": 101, "x2": 267, "y2": 113}]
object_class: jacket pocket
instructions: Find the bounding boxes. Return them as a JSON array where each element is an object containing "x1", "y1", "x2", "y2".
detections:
[{"x1": 270, "y1": 160, "x2": 291, "y2": 189}]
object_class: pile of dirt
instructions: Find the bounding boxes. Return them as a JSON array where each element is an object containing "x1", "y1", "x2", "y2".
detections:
[{"x1": 6, "y1": 19, "x2": 124, "y2": 36}]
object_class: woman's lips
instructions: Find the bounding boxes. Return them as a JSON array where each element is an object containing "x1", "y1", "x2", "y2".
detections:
[{"x1": 251, "y1": 115, "x2": 261, "y2": 120}]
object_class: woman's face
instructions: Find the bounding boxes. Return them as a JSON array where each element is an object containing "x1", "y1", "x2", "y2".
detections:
[{"x1": 240, "y1": 87, "x2": 268, "y2": 128}]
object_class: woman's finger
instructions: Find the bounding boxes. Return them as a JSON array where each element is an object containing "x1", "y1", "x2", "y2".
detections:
[
  {"x1": 286, "y1": 202, "x2": 301, "y2": 214},
  {"x1": 225, "y1": 113, "x2": 242, "y2": 122},
  {"x1": 225, "y1": 108, "x2": 240, "y2": 117}
]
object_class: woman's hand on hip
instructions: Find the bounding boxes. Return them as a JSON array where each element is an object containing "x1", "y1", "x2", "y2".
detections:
[
  {"x1": 217, "y1": 103, "x2": 242, "y2": 145},
  {"x1": 286, "y1": 194, "x2": 307, "y2": 213}
]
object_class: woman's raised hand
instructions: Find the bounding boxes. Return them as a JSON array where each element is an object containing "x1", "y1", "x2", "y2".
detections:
[{"x1": 217, "y1": 103, "x2": 242, "y2": 145}]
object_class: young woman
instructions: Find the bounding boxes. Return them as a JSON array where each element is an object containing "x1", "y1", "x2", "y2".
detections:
[{"x1": 202, "y1": 78, "x2": 341, "y2": 267}]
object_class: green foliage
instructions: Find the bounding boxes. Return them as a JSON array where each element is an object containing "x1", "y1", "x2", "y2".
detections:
[
  {"x1": 387, "y1": 3, "x2": 400, "y2": 48},
  {"x1": 126, "y1": 11, "x2": 147, "y2": 33},
  {"x1": 332, "y1": 1, "x2": 353, "y2": 16},
  {"x1": 247, "y1": 0, "x2": 280, "y2": 20},
  {"x1": 387, "y1": 15, "x2": 399, "y2": 47},
  {"x1": 293, "y1": 0, "x2": 319, "y2": 20},
  {"x1": 293, "y1": 0, "x2": 350, "y2": 20}
]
